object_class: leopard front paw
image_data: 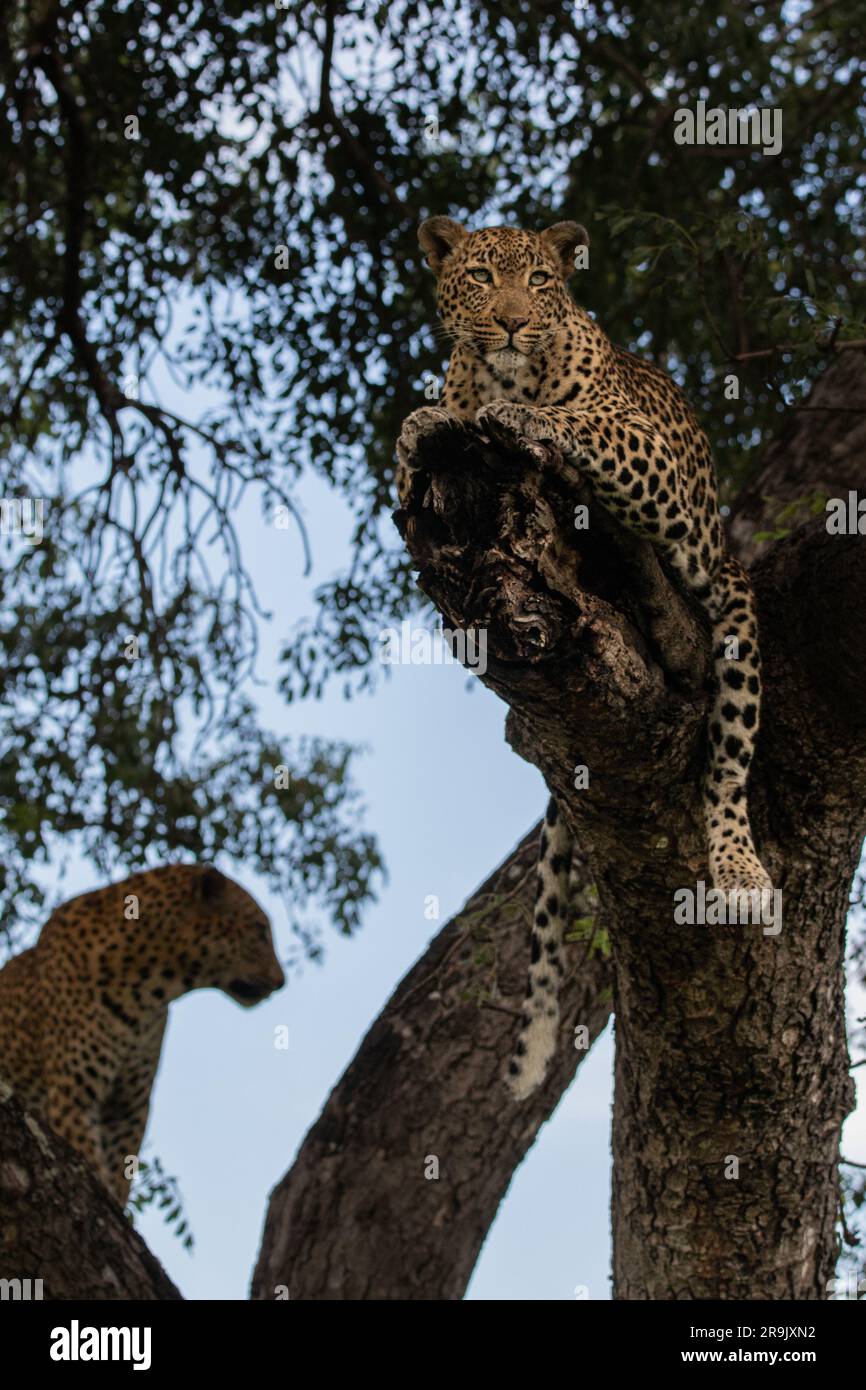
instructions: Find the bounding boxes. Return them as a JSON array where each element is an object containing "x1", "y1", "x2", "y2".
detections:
[
  {"x1": 396, "y1": 407, "x2": 460, "y2": 464},
  {"x1": 476, "y1": 401, "x2": 539, "y2": 437},
  {"x1": 395, "y1": 408, "x2": 462, "y2": 505},
  {"x1": 475, "y1": 402, "x2": 557, "y2": 461}
]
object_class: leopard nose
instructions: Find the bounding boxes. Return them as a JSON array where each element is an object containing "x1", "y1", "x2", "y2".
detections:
[{"x1": 494, "y1": 316, "x2": 528, "y2": 335}]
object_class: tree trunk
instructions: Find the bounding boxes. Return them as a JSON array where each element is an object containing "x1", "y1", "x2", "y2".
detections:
[
  {"x1": 252, "y1": 827, "x2": 612, "y2": 1299},
  {"x1": 253, "y1": 355, "x2": 865, "y2": 1301},
  {"x1": 0, "y1": 1085, "x2": 181, "y2": 1300},
  {"x1": 388, "y1": 352, "x2": 865, "y2": 1300},
  {"x1": 611, "y1": 512, "x2": 865, "y2": 1298}
]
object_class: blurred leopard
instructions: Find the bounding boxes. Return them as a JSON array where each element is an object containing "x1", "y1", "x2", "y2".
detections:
[{"x1": 0, "y1": 863, "x2": 284, "y2": 1202}]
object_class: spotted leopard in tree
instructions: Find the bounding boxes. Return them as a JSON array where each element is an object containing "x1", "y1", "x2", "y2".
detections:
[
  {"x1": 396, "y1": 217, "x2": 771, "y2": 1100},
  {"x1": 0, "y1": 864, "x2": 284, "y2": 1204}
]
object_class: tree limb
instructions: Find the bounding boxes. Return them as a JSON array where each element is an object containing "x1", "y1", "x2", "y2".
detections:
[
  {"x1": 251, "y1": 827, "x2": 612, "y2": 1299},
  {"x1": 0, "y1": 1086, "x2": 181, "y2": 1300},
  {"x1": 315, "y1": 0, "x2": 417, "y2": 218}
]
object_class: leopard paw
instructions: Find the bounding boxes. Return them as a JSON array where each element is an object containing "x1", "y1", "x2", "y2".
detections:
[
  {"x1": 395, "y1": 408, "x2": 463, "y2": 505},
  {"x1": 476, "y1": 400, "x2": 543, "y2": 440},
  {"x1": 475, "y1": 402, "x2": 562, "y2": 465},
  {"x1": 711, "y1": 851, "x2": 775, "y2": 925},
  {"x1": 396, "y1": 407, "x2": 459, "y2": 464},
  {"x1": 711, "y1": 849, "x2": 773, "y2": 898}
]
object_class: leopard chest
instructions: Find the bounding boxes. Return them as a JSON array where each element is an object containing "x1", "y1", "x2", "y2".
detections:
[{"x1": 469, "y1": 353, "x2": 545, "y2": 407}]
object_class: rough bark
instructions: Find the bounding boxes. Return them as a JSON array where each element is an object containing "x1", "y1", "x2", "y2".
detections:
[
  {"x1": 0, "y1": 1084, "x2": 181, "y2": 1300},
  {"x1": 611, "y1": 520, "x2": 865, "y2": 1298},
  {"x1": 252, "y1": 827, "x2": 612, "y2": 1299},
  {"x1": 389, "y1": 355, "x2": 866, "y2": 1300}
]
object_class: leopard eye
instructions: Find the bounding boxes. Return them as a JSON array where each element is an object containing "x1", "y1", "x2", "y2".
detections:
[
  {"x1": 529, "y1": 271, "x2": 551, "y2": 286},
  {"x1": 468, "y1": 267, "x2": 493, "y2": 283}
]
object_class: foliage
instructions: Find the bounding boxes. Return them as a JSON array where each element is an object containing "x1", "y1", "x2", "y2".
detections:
[
  {"x1": 127, "y1": 1152, "x2": 194, "y2": 1252},
  {"x1": 0, "y1": 0, "x2": 384, "y2": 943},
  {"x1": 752, "y1": 488, "x2": 832, "y2": 543},
  {"x1": 1, "y1": 0, "x2": 863, "y2": 938}
]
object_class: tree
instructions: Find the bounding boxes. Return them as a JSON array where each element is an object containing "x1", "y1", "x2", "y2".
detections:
[
  {"x1": 3, "y1": 355, "x2": 866, "y2": 1303},
  {"x1": 253, "y1": 351, "x2": 866, "y2": 1301},
  {"x1": 252, "y1": 825, "x2": 612, "y2": 1300},
  {"x1": 0, "y1": 1087, "x2": 180, "y2": 1299},
  {"x1": 3, "y1": 348, "x2": 864, "y2": 1296},
  {"x1": 391, "y1": 356, "x2": 865, "y2": 1300}
]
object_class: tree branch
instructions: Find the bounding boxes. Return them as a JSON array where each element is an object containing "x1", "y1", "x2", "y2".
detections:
[
  {"x1": 252, "y1": 826, "x2": 612, "y2": 1300},
  {"x1": 35, "y1": 39, "x2": 122, "y2": 433},
  {"x1": 315, "y1": 0, "x2": 417, "y2": 218},
  {"x1": 0, "y1": 1085, "x2": 181, "y2": 1300}
]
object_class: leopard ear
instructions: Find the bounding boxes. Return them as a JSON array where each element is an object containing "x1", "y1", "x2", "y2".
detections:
[
  {"x1": 418, "y1": 217, "x2": 468, "y2": 274},
  {"x1": 540, "y1": 221, "x2": 590, "y2": 278},
  {"x1": 198, "y1": 865, "x2": 227, "y2": 902}
]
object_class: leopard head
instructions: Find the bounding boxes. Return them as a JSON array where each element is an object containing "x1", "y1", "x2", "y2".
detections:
[
  {"x1": 418, "y1": 218, "x2": 589, "y2": 370},
  {"x1": 185, "y1": 865, "x2": 285, "y2": 1007},
  {"x1": 100, "y1": 863, "x2": 286, "y2": 1010}
]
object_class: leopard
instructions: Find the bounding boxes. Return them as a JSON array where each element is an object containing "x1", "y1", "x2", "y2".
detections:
[
  {"x1": 396, "y1": 217, "x2": 772, "y2": 1101},
  {"x1": 0, "y1": 863, "x2": 284, "y2": 1204}
]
